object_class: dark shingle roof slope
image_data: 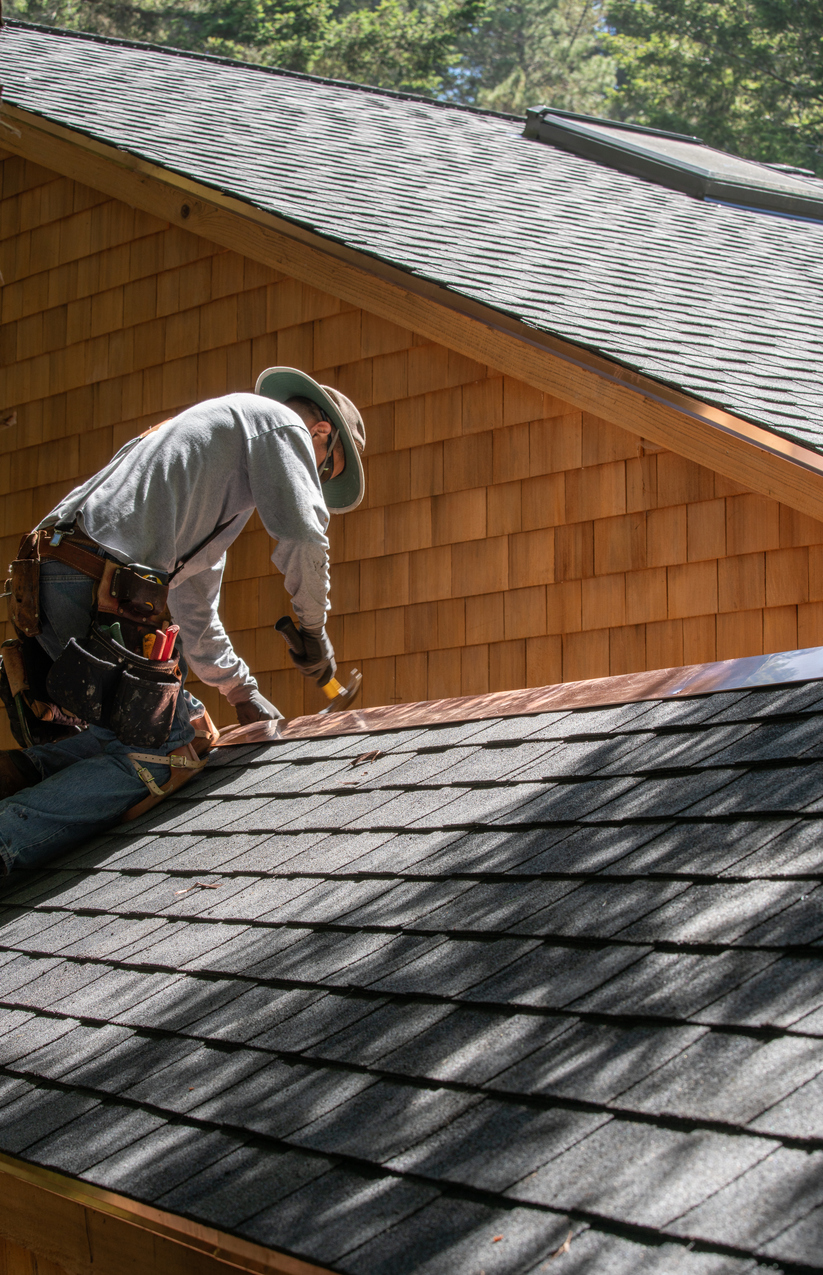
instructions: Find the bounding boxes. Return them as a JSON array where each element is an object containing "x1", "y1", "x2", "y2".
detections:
[
  {"x1": 4, "y1": 682, "x2": 823, "y2": 1271},
  {"x1": 2, "y1": 23, "x2": 823, "y2": 453}
]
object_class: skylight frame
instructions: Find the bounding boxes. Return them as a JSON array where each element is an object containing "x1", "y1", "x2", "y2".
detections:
[{"x1": 524, "y1": 108, "x2": 823, "y2": 222}]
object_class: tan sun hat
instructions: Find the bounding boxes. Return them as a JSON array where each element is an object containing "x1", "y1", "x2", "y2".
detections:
[{"x1": 255, "y1": 367, "x2": 366, "y2": 514}]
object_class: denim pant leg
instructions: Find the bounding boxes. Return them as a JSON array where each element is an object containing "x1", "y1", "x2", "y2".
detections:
[{"x1": 0, "y1": 561, "x2": 195, "y2": 873}]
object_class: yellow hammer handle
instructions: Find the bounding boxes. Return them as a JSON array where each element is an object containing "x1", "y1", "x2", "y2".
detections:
[{"x1": 321, "y1": 678, "x2": 342, "y2": 700}]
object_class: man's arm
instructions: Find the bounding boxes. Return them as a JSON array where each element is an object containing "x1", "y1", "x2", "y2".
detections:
[
  {"x1": 247, "y1": 422, "x2": 332, "y2": 630},
  {"x1": 168, "y1": 558, "x2": 258, "y2": 703}
]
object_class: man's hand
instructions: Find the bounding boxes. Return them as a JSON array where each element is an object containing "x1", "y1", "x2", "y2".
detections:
[
  {"x1": 234, "y1": 690, "x2": 283, "y2": 725},
  {"x1": 288, "y1": 625, "x2": 336, "y2": 684}
]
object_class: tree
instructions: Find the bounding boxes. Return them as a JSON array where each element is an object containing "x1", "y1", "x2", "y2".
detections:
[
  {"x1": 449, "y1": 0, "x2": 614, "y2": 114},
  {"x1": 605, "y1": 0, "x2": 823, "y2": 174},
  {"x1": 3, "y1": 0, "x2": 479, "y2": 93}
]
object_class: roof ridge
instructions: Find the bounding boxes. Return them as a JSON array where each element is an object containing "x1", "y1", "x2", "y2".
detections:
[{"x1": 1, "y1": 18, "x2": 524, "y2": 124}]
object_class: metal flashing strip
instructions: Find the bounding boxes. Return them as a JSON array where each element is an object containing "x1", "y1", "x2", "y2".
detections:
[
  {"x1": 0, "y1": 1151, "x2": 334, "y2": 1275},
  {"x1": 5, "y1": 98, "x2": 823, "y2": 488},
  {"x1": 210, "y1": 645, "x2": 823, "y2": 747}
]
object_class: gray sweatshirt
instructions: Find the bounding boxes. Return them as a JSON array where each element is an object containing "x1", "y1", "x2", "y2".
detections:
[{"x1": 42, "y1": 393, "x2": 331, "y2": 700}]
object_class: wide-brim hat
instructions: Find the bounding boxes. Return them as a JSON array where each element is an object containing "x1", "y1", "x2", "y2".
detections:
[{"x1": 255, "y1": 367, "x2": 366, "y2": 514}]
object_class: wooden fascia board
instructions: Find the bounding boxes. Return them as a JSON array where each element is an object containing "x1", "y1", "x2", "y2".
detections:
[
  {"x1": 0, "y1": 1151, "x2": 334, "y2": 1275},
  {"x1": 6, "y1": 102, "x2": 823, "y2": 520}
]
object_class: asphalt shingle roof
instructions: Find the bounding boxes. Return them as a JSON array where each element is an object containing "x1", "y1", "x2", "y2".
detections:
[
  {"x1": 2, "y1": 23, "x2": 823, "y2": 452},
  {"x1": 4, "y1": 682, "x2": 823, "y2": 1271}
]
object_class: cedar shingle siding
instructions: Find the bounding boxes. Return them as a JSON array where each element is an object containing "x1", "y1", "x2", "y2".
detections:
[{"x1": 3, "y1": 155, "x2": 823, "y2": 742}]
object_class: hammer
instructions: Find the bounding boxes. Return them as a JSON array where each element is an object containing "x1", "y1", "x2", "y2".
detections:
[{"x1": 275, "y1": 617, "x2": 362, "y2": 714}]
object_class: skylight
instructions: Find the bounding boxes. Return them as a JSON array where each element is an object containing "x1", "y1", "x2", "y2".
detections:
[{"x1": 524, "y1": 108, "x2": 823, "y2": 221}]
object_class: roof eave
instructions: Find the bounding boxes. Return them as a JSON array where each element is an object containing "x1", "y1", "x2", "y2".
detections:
[{"x1": 0, "y1": 1149, "x2": 333, "y2": 1275}]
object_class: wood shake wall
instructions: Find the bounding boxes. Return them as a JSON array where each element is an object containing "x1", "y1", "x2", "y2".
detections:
[
  {"x1": 2, "y1": 153, "x2": 823, "y2": 748},
  {"x1": 0, "y1": 1232, "x2": 69, "y2": 1275}
]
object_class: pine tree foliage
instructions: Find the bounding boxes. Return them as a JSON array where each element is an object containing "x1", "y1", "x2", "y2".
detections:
[
  {"x1": 605, "y1": 0, "x2": 823, "y2": 174},
  {"x1": 450, "y1": 0, "x2": 613, "y2": 115},
  {"x1": 4, "y1": 0, "x2": 479, "y2": 92}
]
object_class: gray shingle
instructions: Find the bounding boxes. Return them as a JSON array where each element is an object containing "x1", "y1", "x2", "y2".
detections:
[
  {"x1": 0, "y1": 1011, "x2": 78, "y2": 1065},
  {"x1": 15, "y1": 1022, "x2": 135, "y2": 1081},
  {"x1": 407, "y1": 826, "x2": 573, "y2": 874},
  {"x1": 124, "y1": 1042, "x2": 271, "y2": 1113},
  {"x1": 618, "y1": 1032, "x2": 823, "y2": 1123},
  {"x1": 590, "y1": 770, "x2": 739, "y2": 820},
  {"x1": 185, "y1": 982, "x2": 327, "y2": 1043},
  {"x1": 307, "y1": 999, "x2": 453, "y2": 1065},
  {"x1": 685, "y1": 765, "x2": 823, "y2": 815},
  {"x1": 617, "y1": 880, "x2": 806, "y2": 944},
  {"x1": 343, "y1": 1197, "x2": 574, "y2": 1275},
  {"x1": 491, "y1": 778, "x2": 639, "y2": 825},
  {"x1": 155, "y1": 1144, "x2": 336, "y2": 1229},
  {"x1": 5, "y1": 960, "x2": 107, "y2": 1009},
  {"x1": 759, "y1": 1202, "x2": 823, "y2": 1266},
  {"x1": 510, "y1": 1119, "x2": 773, "y2": 1229},
  {"x1": 495, "y1": 1021, "x2": 706, "y2": 1104},
  {"x1": 87, "y1": 1124, "x2": 243, "y2": 1201},
  {"x1": 513, "y1": 822, "x2": 673, "y2": 874},
  {"x1": 290, "y1": 1078, "x2": 479, "y2": 1162},
  {"x1": 191, "y1": 1060, "x2": 376, "y2": 1139},
  {"x1": 510, "y1": 880, "x2": 690, "y2": 939},
  {"x1": 367, "y1": 937, "x2": 541, "y2": 996},
  {"x1": 242, "y1": 1166, "x2": 439, "y2": 1265},
  {"x1": 250, "y1": 991, "x2": 388, "y2": 1052},
  {"x1": 0, "y1": 1085, "x2": 101, "y2": 1154},
  {"x1": 570, "y1": 950, "x2": 777, "y2": 1020},
  {"x1": 23, "y1": 1102, "x2": 166, "y2": 1175},
  {"x1": 62, "y1": 1033, "x2": 203, "y2": 1095},
  {"x1": 411, "y1": 879, "x2": 579, "y2": 933},
  {"x1": 463, "y1": 942, "x2": 650, "y2": 1007},
  {"x1": 614, "y1": 819, "x2": 791, "y2": 876},
  {"x1": 727, "y1": 817, "x2": 823, "y2": 877},
  {"x1": 389, "y1": 1098, "x2": 609, "y2": 1189},
  {"x1": 537, "y1": 1227, "x2": 762, "y2": 1273},
  {"x1": 697, "y1": 956, "x2": 823, "y2": 1030},
  {"x1": 667, "y1": 1147, "x2": 823, "y2": 1252}
]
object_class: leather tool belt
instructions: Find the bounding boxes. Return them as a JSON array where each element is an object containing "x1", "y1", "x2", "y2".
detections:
[{"x1": 7, "y1": 527, "x2": 170, "y2": 633}]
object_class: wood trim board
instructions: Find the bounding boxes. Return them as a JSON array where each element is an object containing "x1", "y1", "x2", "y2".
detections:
[
  {"x1": 4, "y1": 104, "x2": 823, "y2": 522},
  {"x1": 0, "y1": 1151, "x2": 335, "y2": 1275}
]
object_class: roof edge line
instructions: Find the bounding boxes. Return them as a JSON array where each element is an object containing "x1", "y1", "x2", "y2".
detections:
[
  {"x1": 5, "y1": 103, "x2": 823, "y2": 521},
  {"x1": 262, "y1": 645, "x2": 823, "y2": 742},
  {"x1": 1, "y1": 19, "x2": 523, "y2": 123},
  {"x1": 0, "y1": 1150, "x2": 335, "y2": 1275}
]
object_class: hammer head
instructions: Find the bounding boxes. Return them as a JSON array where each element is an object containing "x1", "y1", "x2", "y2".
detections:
[{"x1": 318, "y1": 668, "x2": 362, "y2": 715}]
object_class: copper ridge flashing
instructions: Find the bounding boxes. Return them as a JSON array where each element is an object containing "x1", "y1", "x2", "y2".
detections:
[
  {"x1": 210, "y1": 644, "x2": 823, "y2": 747},
  {"x1": 4, "y1": 95, "x2": 823, "y2": 487}
]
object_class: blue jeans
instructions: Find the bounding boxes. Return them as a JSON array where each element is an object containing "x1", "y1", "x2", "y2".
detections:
[{"x1": 0, "y1": 560, "x2": 201, "y2": 873}]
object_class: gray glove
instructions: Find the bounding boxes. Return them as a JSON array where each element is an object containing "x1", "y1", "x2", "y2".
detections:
[
  {"x1": 234, "y1": 690, "x2": 284, "y2": 726},
  {"x1": 289, "y1": 625, "x2": 336, "y2": 685}
]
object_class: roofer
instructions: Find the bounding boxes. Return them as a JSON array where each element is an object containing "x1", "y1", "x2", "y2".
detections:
[{"x1": 0, "y1": 367, "x2": 365, "y2": 874}]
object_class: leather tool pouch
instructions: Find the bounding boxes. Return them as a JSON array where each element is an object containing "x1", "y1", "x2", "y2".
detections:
[
  {"x1": 96, "y1": 558, "x2": 169, "y2": 627},
  {"x1": 7, "y1": 532, "x2": 42, "y2": 637},
  {"x1": 0, "y1": 636, "x2": 82, "y2": 748},
  {"x1": 46, "y1": 623, "x2": 181, "y2": 748}
]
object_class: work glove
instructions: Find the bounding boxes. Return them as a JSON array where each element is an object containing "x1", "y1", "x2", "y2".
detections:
[
  {"x1": 234, "y1": 690, "x2": 284, "y2": 726},
  {"x1": 288, "y1": 625, "x2": 336, "y2": 685}
]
